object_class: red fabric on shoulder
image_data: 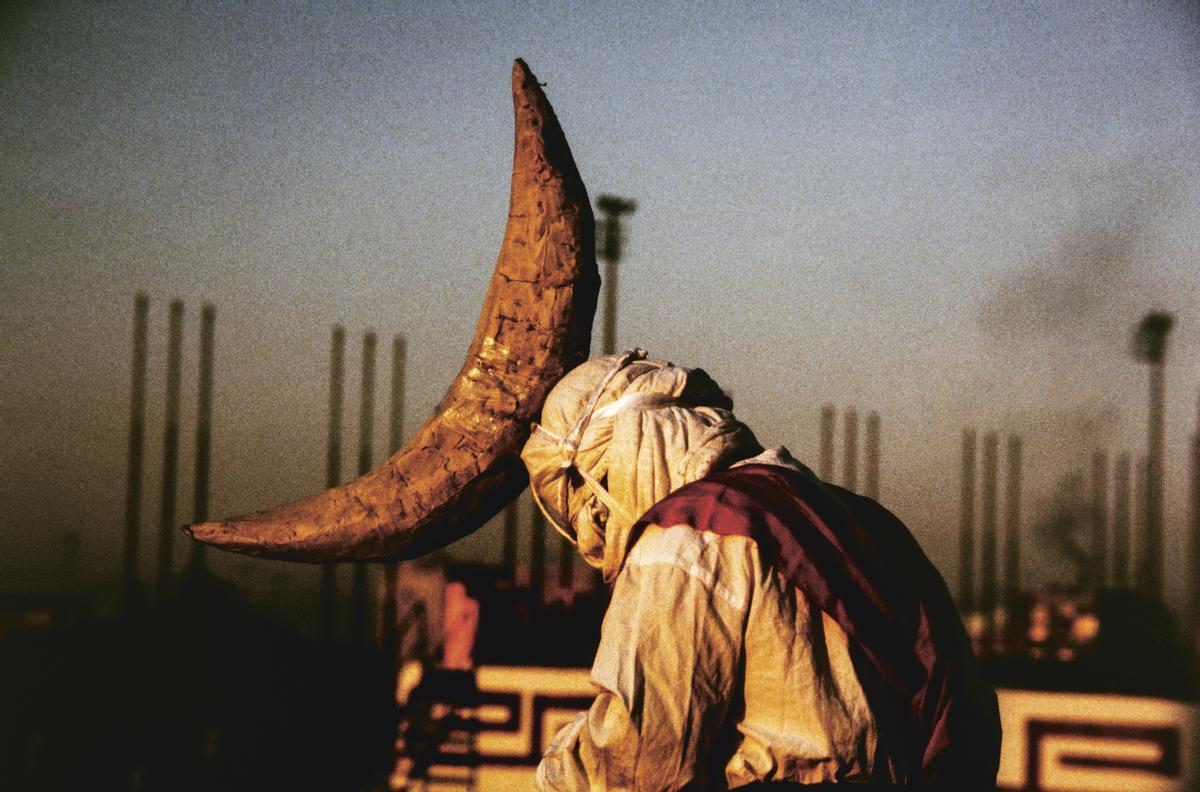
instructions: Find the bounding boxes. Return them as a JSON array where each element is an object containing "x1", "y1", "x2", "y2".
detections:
[{"x1": 632, "y1": 464, "x2": 1000, "y2": 787}]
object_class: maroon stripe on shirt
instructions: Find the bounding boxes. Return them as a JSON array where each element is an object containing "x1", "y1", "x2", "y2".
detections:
[{"x1": 632, "y1": 463, "x2": 1000, "y2": 786}]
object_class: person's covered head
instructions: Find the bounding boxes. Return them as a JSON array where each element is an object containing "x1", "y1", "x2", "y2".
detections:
[{"x1": 521, "y1": 349, "x2": 761, "y2": 581}]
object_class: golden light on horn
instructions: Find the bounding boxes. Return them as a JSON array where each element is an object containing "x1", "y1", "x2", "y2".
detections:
[{"x1": 184, "y1": 60, "x2": 598, "y2": 561}]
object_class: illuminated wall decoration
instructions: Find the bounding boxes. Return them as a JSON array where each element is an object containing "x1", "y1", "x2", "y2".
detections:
[{"x1": 395, "y1": 665, "x2": 1198, "y2": 791}]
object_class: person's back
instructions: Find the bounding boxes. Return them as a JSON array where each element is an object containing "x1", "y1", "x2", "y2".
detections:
[
  {"x1": 556, "y1": 514, "x2": 888, "y2": 788},
  {"x1": 522, "y1": 351, "x2": 999, "y2": 790}
]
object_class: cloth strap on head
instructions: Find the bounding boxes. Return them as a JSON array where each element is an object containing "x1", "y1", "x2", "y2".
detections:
[
  {"x1": 528, "y1": 349, "x2": 657, "y2": 545},
  {"x1": 543, "y1": 348, "x2": 650, "y2": 471},
  {"x1": 521, "y1": 349, "x2": 761, "y2": 581}
]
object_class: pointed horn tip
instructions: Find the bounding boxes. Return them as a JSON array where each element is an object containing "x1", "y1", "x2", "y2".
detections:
[
  {"x1": 512, "y1": 58, "x2": 540, "y2": 91},
  {"x1": 182, "y1": 519, "x2": 255, "y2": 547},
  {"x1": 181, "y1": 520, "x2": 220, "y2": 543},
  {"x1": 182, "y1": 519, "x2": 285, "y2": 558}
]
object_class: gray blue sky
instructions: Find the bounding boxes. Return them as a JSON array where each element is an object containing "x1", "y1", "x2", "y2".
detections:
[{"x1": 2, "y1": 2, "x2": 1198, "y2": 621}]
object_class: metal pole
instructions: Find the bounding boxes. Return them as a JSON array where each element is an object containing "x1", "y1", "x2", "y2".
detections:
[
  {"x1": 1141, "y1": 359, "x2": 1166, "y2": 599},
  {"x1": 602, "y1": 257, "x2": 619, "y2": 356},
  {"x1": 819, "y1": 405, "x2": 836, "y2": 482},
  {"x1": 388, "y1": 335, "x2": 406, "y2": 454},
  {"x1": 959, "y1": 428, "x2": 977, "y2": 612},
  {"x1": 350, "y1": 331, "x2": 377, "y2": 646},
  {"x1": 321, "y1": 326, "x2": 346, "y2": 640},
  {"x1": 980, "y1": 432, "x2": 999, "y2": 624},
  {"x1": 1003, "y1": 435, "x2": 1022, "y2": 617},
  {"x1": 156, "y1": 300, "x2": 184, "y2": 600},
  {"x1": 596, "y1": 195, "x2": 637, "y2": 356},
  {"x1": 531, "y1": 499, "x2": 547, "y2": 606},
  {"x1": 1112, "y1": 453, "x2": 1131, "y2": 589},
  {"x1": 1132, "y1": 312, "x2": 1173, "y2": 601},
  {"x1": 1189, "y1": 396, "x2": 1200, "y2": 636},
  {"x1": 188, "y1": 303, "x2": 215, "y2": 572},
  {"x1": 1090, "y1": 451, "x2": 1109, "y2": 590},
  {"x1": 121, "y1": 293, "x2": 149, "y2": 608},
  {"x1": 381, "y1": 335, "x2": 405, "y2": 668},
  {"x1": 1135, "y1": 455, "x2": 1148, "y2": 593},
  {"x1": 864, "y1": 412, "x2": 881, "y2": 500},
  {"x1": 357, "y1": 332, "x2": 378, "y2": 478},
  {"x1": 502, "y1": 501, "x2": 519, "y2": 580},
  {"x1": 843, "y1": 408, "x2": 859, "y2": 493}
]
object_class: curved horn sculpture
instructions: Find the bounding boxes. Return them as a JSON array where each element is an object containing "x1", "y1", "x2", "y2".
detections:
[{"x1": 184, "y1": 60, "x2": 598, "y2": 561}]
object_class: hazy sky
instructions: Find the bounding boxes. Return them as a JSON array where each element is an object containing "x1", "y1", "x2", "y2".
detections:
[{"x1": 2, "y1": 2, "x2": 1198, "y2": 622}]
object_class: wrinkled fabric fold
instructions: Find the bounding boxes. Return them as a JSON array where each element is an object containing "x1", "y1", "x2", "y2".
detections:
[
  {"x1": 634, "y1": 463, "x2": 1001, "y2": 786},
  {"x1": 521, "y1": 352, "x2": 760, "y2": 581},
  {"x1": 534, "y1": 521, "x2": 884, "y2": 791}
]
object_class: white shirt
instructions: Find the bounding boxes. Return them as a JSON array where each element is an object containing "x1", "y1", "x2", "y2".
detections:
[{"x1": 534, "y1": 452, "x2": 891, "y2": 790}]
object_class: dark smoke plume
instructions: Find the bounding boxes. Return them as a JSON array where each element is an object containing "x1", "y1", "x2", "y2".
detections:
[{"x1": 978, "y1": 190, "x2": 1169, "y2": 345}]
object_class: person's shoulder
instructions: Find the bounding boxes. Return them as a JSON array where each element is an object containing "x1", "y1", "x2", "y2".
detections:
[
  {"x1": 627, "y1": 522, "x2": 720, "y2": 564},
  {"x1": 637, "y1": 474, "x2": 759, "y2": 540},
  {"x1": 622, "y1": 522, "x2": 756, "y2": 610}
]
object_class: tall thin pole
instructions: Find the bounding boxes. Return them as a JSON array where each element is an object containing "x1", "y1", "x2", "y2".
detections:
[
  {"x1": 122, "y1": 293, "x2": 150, "y2": 607},
  {"x1": 1003, "y1": 435, "x2": 1022, "y2": 616},
  {"x1": 530, "y1": 500, "x2": 547, "y2": 606},
  {"x1": 388, "y1": 336, "x2": 406, "y2": 456},
  {"x1": 156, "y1": 300, "x2": 184, "y2": 600},
  {"x1": 188, "y1": 303, "x2": 215, "y2": 572},
  {"x1": 1090, "y1": 451, "x2": 1109, "y2": 590},
  {"x1": 1112, "y1": 453, "x2": 1132, "y2": 589},
  {"x1": 321, "y1": 326, "x2": 346, "y2": 640},
  {"x1": 602, "y1": 256, "x2": 619, "y2": 357},
  {"x1": 1189, "y1": 396, "x2": 1200, "y2": 637},
  {"x1": 1142, "y1": 359, "x2": 1166, "y2": 599},
  {"x1": 357, "y1": 332, "x2": 378, "y2": 481},
  {"x1": 502, "y1": 502, "x2": 519, "y2": 580},
  {"x1": 381, "y1": 335, "x2": 406, "y2": 668},
  {"x1": 819, "y1": 405, "x2": 836, "y2": 482},
  {"x1": 187, "y1": 304, "x2": 216, "y2": 576},
  {"x1": 1132, "y1": 312, "x2": 1173, "y2": 601},
  {"x1": 980, "y1": 432, "x2": 999, "y2": 623},
  {"x1": 843, "y1": 408, "x2": 859, "y2": 493},
  {"x1": 1135, "y1": 456, "x2": 1148, "y2": 593},
  {"x1": 596, "y1": 194, "x2": 637, "y2": 357},
  {"x1": 350, "y1": 331, "x2": 377, "y2": 646},
  {"x1": 959, "y1": 428, "x2": 977, "y2": 612},
  {"x1": 864, "y1": 412, "x2": 881, "y2": 500}
]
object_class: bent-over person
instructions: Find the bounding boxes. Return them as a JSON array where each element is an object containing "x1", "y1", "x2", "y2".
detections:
[{"x1": 521, "y1": 351, "x2": 1000, "y2": 790}]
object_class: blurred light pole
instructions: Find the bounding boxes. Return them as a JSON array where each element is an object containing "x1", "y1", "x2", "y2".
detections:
[
  {"x1": 596, "y1": 194, "x2": 637, "y2": 356},
  {"x1": 188, "y1": 303, "x2": 215, "y2": 574},
  {"x1": 959, "y1": 428, "x2": 977, "y2": 613},
  {"x1": 818, "y1": 405, "x2": 836, "y2": 481},
  {"x1": 1131, "y1": 311, "x2": 1174, "y2": 601},
  {"x1": 864, "y1": 411, "x2": 881, "y2": 501},
  {"x1": 121, "y1": 293, "x2": 149, "y2": 609},
  {"x1": 156, "y1": 300, "x2": 184, "y2": 600},
  {"x1": 1189, "y1": 393, "x2": 1200, "y2": 638},
  {"x1": 381, "y1": 335, "x2": 406, "y2": 665},
  {"x1": 350, "y1": 331, "x2": 377, "y2": 646},
  {"x1": 321, "y1": 326, "x2": 346, "y2": 640}
]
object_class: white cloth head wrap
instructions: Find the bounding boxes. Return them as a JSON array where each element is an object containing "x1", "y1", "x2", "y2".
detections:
[{"x1": 521, "y1": 350, "x2": 761, "y2": 581}]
